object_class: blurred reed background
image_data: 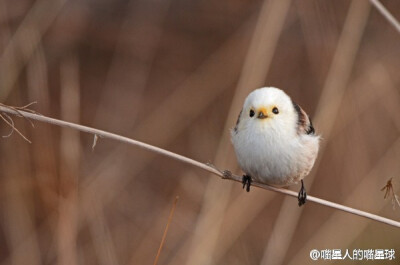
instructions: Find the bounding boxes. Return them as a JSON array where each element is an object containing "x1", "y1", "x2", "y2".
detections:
[{"x1": 1, "y1": 0, "x2": 400, "y2": 264}]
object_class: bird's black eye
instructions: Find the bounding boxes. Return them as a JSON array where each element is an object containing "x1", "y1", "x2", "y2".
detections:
[
  {"x1": 272, "y1": 107, "x2": 279, "y2": 114},
  {"x1": 249, "y1": 109, "x2": 255, "y2": 117}
]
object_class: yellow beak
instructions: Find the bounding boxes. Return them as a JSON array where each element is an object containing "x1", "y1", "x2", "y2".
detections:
[{"x1": 257, "y1": 107, "x2": 268, "y2": 119}]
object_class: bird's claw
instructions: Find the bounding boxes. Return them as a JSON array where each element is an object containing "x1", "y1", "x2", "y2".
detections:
[
  {"x1": 242, "y1": 175, "x2": 252, "y2": 192},
  {"x1": 298, "y1": 179, "x2": 307, "y2": 206}
]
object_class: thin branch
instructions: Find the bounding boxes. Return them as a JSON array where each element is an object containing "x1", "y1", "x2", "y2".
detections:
[
  {"x1": 1, "y1": 104, "x2": 400, "y2": 228},
  {"x1": 370, "y1": 0, "x2": 400, "y2": 33}
]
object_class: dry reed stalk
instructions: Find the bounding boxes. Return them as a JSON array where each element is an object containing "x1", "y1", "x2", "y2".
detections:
[
  {"x1": 80, "y1": 2, "x2": 171, "y2": 230},
  {"x1": 57, "y1": 55, "x2": 80, "y2": 265},
  {"x1": 288, "y1": 62, "x2": 400, "y2": 264},
  {"x1": 287, "y1": 137, "x2": 400, "y2": 264},
  {"x1": 1, "y1": 43, "x2": 61, "y2": 265},
  {"x1": 92, "y1": 0, "x2": 171, "y2": 132},
  {"x1": 79, "y1": 12, "x2": 252, "y2": 199},
  {"x1": 0, "y1": 0, "x2": 67, "y2": 101},
  {"x1": 88, "y1": 200, "x2": 120, "y2": 265},
  {"x1": 370, "y1": 0, "x2": 400, "y2": 33},
  {"x1": 261, "y1": 1, "x2": 371, "y2": 264},
  {"x1": 0, "y1": 1, "x2": 11, "y2": 51},
  {"x1": 211, "y1": 63, "x2": 391, "y2": 262},
  {"x1": 27, "y1": 45, "x2": 57, "y2": 173},
  {"x1": 184, "y1": 0, "x2": 293, "y2": 264},
  {"x1": 5, "y1": 16, "x2": 254, "y2": 264},
  {"x1": 125, "y1": 15, "x2": 256, "y2": 265},
  {"x1": 81, "y1": 15, "x2": 255, "y2": 265},
  {"x1": 0, "y1": 95, "x2": 42, "y2": 265},
  {"x1": 153, "y1": 196, "x2": 179, "y2": 265}
]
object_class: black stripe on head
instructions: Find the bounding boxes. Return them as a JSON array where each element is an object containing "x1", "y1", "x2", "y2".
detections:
[
  {"x1": 292, "y1": 100, "x2": 304, "y2": 128},
  {"x1": 292, "y1": 101, "x2": 302, "y2": 123},
  {"x1": 233, "y1": 109, "x2": 242, "y2": 133}
]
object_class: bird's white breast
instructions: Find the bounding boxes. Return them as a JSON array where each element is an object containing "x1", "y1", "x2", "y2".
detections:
[{"x1": 232, "y1": 121, "x2": 319, "y2": 187}]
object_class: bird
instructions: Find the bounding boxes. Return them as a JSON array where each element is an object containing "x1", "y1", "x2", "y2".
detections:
[{"x1": 231, "y1": 87, "x2": 319, "y2": 206}]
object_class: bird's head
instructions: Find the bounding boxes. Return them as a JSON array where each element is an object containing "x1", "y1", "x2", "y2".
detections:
[{"x1": 238, "y1": 87, "x2": 297, "y2": 134}]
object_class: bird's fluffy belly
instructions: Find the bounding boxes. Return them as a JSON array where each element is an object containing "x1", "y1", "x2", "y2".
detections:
[{"x1": 233, "y1": 131, "x2": 316, "y2": 186}]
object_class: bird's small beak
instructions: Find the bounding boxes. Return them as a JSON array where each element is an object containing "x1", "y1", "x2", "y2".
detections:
[{"x1": 257, "y1": 108, "x2": 268, "y2": 119}]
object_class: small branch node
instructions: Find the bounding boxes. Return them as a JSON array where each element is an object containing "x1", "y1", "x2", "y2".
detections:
[
  {"x1": 92, "y1": 134, "x2": 99, "y2": 151},
  {"x1": 221, "y1": 170, "x2": 232, "y2": 179}
]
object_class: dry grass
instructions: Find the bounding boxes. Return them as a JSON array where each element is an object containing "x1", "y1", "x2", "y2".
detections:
[{"x1": 1, "y1": 1, "x2": 400, "y2": 265}]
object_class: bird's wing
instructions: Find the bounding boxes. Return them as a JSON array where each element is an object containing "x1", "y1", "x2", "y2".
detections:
[{"x1": 292, "y1": 102, "x2": 315, "y2": 135}]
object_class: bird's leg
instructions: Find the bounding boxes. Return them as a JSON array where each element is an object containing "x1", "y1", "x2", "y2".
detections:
[
  {"x1": 242, "y1": 175, "x2": 252, "y2": 192},
  {"x1": 298, "y1": 180, "x2": 307, "y2": 206}
]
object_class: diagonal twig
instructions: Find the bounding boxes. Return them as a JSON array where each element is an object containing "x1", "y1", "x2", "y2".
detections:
[
  {"x1": 153, "y1": 196, "x2": 179, "y2": 265},
  {"x1": 1, "y1": 112, "x2": 15, "y2": 138},
  {"x1": 0, "y1": 113, "x2": 31, "y2": 143}
]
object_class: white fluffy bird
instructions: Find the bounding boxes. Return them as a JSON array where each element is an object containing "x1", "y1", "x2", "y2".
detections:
[{"x1": 231, "y1": 87, "x2": 319, "y2": 206}]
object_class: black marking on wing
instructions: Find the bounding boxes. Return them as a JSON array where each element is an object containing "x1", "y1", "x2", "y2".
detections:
[
  {"x1": 233, "y1": 109, "x2": 242, "y2": 133},
  {"x1": 307, "y1": 117, "x2": 315, "y2": 135},
  {"x1": 292, "y1": 101, "x2": 315, "y2": 135}
]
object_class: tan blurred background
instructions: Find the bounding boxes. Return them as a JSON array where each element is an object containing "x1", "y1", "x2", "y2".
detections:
[{"x1": 1, "y1": 0, "x2": 400, "y2": 264}]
